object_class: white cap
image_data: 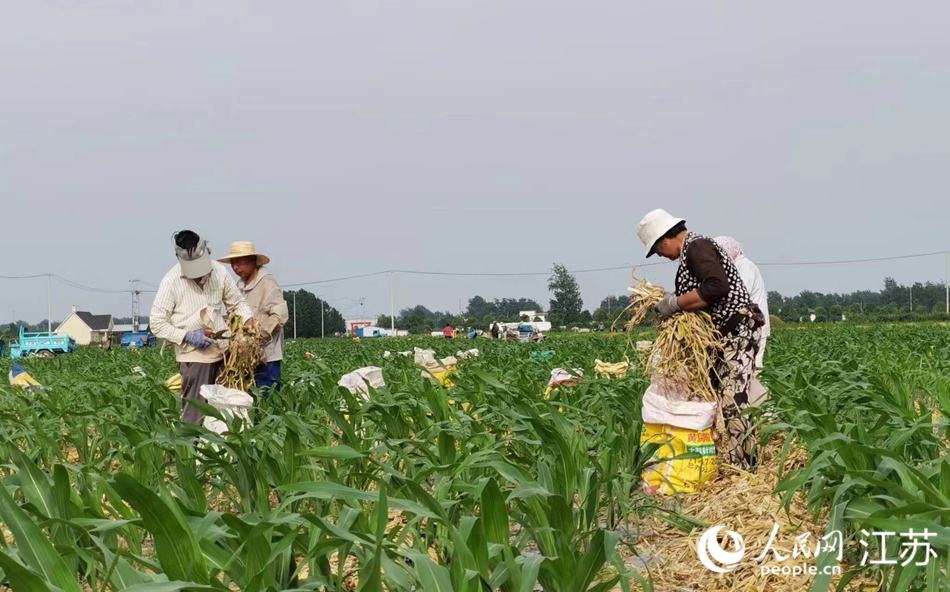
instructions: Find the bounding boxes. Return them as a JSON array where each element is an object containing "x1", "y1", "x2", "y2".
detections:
[
  {"x1": 637, "y1": 209, "x2": 685, "y2": 258},
  {"x1": 174, "y1": 233, "x2": 213, "y2": 279}
]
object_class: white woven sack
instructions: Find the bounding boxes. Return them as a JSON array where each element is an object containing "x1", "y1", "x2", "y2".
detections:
[
  {"x1": 199, "y1": 384, "x2": 253, "y2": 435},
  {"x1": 413, "y1": 348, "x2": 437, "y2": 366},
  {"x1": 641, "y1": 389, "x2": 717, "y2": 431},
  {"x1": 338, "y1": 366, "x2": 386, "y2": 401}
]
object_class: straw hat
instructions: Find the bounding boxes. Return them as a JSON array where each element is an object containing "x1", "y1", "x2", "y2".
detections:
[{"x1": 217, "y1": 241, "x2": 271, "y2": 266}]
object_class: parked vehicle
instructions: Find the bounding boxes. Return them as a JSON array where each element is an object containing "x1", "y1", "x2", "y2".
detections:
[
  {"x1": 9, "y1": 326, "x2": 76, "y2": 359},
  {"x1": 121, "y1": 332, "x2": 157, "y2": 349}
]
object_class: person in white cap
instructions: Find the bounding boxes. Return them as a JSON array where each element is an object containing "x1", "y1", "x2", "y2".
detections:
[
  {"x1": 637, "y1": 209, "x2": 765, "y2": 472},
  {"x1": 149, "y1": 230, "x2": 255, "y2": 426},
  {"x1": 713, "y1": 236, "x2": 769, "y2": 375},
  {"x1": 218, "y1": 241, "x2": 289, "y2": 397}
]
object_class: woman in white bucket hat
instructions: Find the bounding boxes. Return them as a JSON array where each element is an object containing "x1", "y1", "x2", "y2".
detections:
[{"x1": 637, "y1": 209, "x2": 765, "y2": 472}]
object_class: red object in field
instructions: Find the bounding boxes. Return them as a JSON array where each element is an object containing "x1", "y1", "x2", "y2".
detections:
[{"x1": 305, "y1": 352, "x2": 314, "y2": 359}]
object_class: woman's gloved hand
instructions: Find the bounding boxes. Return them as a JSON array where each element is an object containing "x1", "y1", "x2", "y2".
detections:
[
  {"x1": 654, "y1": 293, "x2": 681, "y2": 319},
  {"x1": 184, "y1": 329, "x2": 213, "y2": 349}
]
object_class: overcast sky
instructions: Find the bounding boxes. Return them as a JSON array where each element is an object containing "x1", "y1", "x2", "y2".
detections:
[{"x1": 2, "y1": 1, "x2": 949, "y2": 323}]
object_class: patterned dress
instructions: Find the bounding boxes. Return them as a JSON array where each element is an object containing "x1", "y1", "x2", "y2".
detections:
[{"x1": 674, "y1": 232, "x2": 762, "y2": 471}]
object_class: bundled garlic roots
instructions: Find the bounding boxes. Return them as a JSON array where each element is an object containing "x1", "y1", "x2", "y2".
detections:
[
  {"x1": 621, "y1": 274, "x2": 723, "y2": 402},
  {"x1": 217, "y1": 315, "x2": 266, "y2": 392}
]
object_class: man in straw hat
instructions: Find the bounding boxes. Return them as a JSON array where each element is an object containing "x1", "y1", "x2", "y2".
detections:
[
  {"x1": 218, "y1": 241, "x2": 289, "y2": 396},
  {"x1": 150, "y1": 230, "x2": 255, "y2": 426}
]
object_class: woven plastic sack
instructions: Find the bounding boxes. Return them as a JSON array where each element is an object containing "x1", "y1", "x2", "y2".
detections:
[
  {"x1": 641, "y1": 390, "x2": 716, "y2": 431},
  {"x1": 421, "y1": 360, "x2": 457, "y2": 387},
  {"x1": 543, "y1": 368, "x2": 584, "y2": 399},
  {"x1": 338, "y1": 367, "x2": 386, "y2": 400},
  {"x1": 165, "y1": 373, "x2": 182, "y2": 393},
  {"x1": 199, "y1": 384, "x2": 253, "y2": 435},
  {"x1": 641, "y1": 423, "x2": 718, "y2": 495},
  {"x1": 413, "y1": 348, "x2": 437, "y2": 366},
  {"x1": 8, "y1": 364, "x2": 41, "y2": 390},
  {"x1": 748, "y1": 376, "x2": 769, "y2": 407},
  {"x1": 594, "y1": 359, "x2": 629, "y2": 379}
]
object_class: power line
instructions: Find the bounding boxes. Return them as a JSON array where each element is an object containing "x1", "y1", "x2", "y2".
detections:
[
  {"x1": 756, "y1": 251, "x2": 946, "y2": 267},
  {"x1": 0, "y1": 250, "x2": 945, "y2": 295},
  {"x1": 284, "y1": 270, "x2": 391, "y2": 287},
  {"x1": 0, "y1": 273, "x2": 51, "y2": 280},
  {"x1": 391, "y1": 263, "x2": 667, "y2": 277},
  {"x1": 52, "y1": 275, "x2": 129, "y2": 294},
  {"x1": 282, "y1": 251, "x2": 945, "y2": 284}
]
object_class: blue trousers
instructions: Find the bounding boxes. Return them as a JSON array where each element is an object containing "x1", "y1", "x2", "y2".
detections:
[{"x1": 254, "y1": 361, "x2": 282, "y2": 396}]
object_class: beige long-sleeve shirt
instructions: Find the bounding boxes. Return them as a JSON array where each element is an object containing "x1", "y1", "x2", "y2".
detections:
[
  {"x1": 149, "y1": 261, "x2": 254, "y2": 363},
  {"x1": 237, "y1": 267, "x2": 289, "y2": 362}
]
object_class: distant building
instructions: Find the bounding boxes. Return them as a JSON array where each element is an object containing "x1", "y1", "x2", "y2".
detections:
[
  {"x1": 344, "y1": 319, "x2": 373, "y2": 336},
  {"x1": 56, "y1": 306, "x2": 114, "y2": 345},
  {"x1": 344, "y1": 318, "x2": 408, "y2": 337}
]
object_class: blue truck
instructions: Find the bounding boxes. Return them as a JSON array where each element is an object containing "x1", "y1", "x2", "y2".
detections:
[
  {"x1": 9, "y1": 326, "x2": 77, "y2": 359},
  {"x1": 121, "y1": 331, "x2": 157, "y2": 349}
]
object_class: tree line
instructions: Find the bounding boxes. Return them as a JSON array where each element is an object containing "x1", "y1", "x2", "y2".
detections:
[
  {"x1": 5, "y1": 272, "x2": 944, "y2": 342},
  {"x1": 768, "y1": 277, "x2": 950, "y2": 323},
  {"x1": 376, "y1": 270, "x2": 950, "y2": 335},
  {"x1": 375, "y1": 265, "x2": 636, "y2": 334}
]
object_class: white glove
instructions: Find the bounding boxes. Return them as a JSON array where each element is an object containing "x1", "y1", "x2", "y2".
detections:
[{"x1": 654, "y1": 293, "x2": 681, "y2": 319}]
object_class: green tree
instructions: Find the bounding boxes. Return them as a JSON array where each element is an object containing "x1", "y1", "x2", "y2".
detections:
[
  {"x1": 283, "y1": 289, "x2": 345, "y2": 338},
  {"x1": 830, "y1": 304, "x2": 842, "y2": 322},
  {"x1": 465, "y1": 296, "x2": 494, "y2": 320},
  {"x1": 813, "y1": 306, "x2": 827, "y2": 323},
  {"x1": 395, "y1": 305, "x2": 438, "y2": 335},
  {"x1": 548, "y1": 264, "x2": 583, "y2": 324}
]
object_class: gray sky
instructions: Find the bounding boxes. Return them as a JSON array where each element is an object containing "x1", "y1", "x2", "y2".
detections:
[{"x1": 2, "y1": 1, "x2": 949, "y2": 323}]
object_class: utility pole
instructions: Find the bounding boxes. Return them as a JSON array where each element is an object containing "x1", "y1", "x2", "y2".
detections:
[
  {"x1": 293, "y1": 291, "x2": 297, "y2": 340},
  {"x1": 129, "y1": 279, "x2": 141, "y2": 331},
  {"x1": 389, "y1": 271, "x2": 395, "y2": 335},
  {"x1": 321, "y1": 299, "x2": 325, "y2": 339},
  {"x1": 47, "y1": 275, "x2": 52, "y2": 333},
  {"x1": 946, "y1": 252, "x2": 949, "y2": 314},
  {"x1": 910, "y1": 285, "x2": 913, "y2": 312}
]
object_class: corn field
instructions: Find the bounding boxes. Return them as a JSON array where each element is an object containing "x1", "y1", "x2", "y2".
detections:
[{"x1": 0, "y1": 326, "x2": 946, "y2": 591}]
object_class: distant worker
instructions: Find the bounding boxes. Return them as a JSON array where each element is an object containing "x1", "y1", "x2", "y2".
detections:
[
  {"x1": 714, "y1": 237, "x2": 769, "y2": 375},
  {"x1": 150, "y1": 230, "x2": 255, "y2": 426},
  {"x1": 637, "y1": 209, "x2": 764, "y2": 472},
  {"x1": 490, "y1": 323, "x2": 500, "y2": 339},
  {"x1": 218, "y1": 241, "x2": 290, "y2": 396},
  {"x1": 443, "y1": 323, "x2": 454, "y2": 339}
]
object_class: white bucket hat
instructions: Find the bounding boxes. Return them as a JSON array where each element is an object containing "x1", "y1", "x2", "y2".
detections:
[
  {"x1": 174, "y1": 230, "x2": 213, "y2": 279},
  {"x1": 637, "y1": 209, "x2": 685, "y2": 258}
]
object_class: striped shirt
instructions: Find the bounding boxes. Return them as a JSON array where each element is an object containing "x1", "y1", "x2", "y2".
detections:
[{"x1": 149, "y1": 260, "x2": 254, "y2": 362}]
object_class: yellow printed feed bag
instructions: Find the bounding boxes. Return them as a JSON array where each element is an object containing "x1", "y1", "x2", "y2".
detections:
[
  {"x1": 165, "y1": 373, "x2": 182, "y2": 394},
  {"x1": 421, "y1": 363, "x2": 457, "y2": 387},
  {"x1": 594, "y1": 359, "x2": 629, "y2": 379},
  {"x1": 640, "y1": 423, "x2": 718, "y2": 495},
  {"x1": 8, "y1": 365, "x2": 41, "y2": 390}
]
